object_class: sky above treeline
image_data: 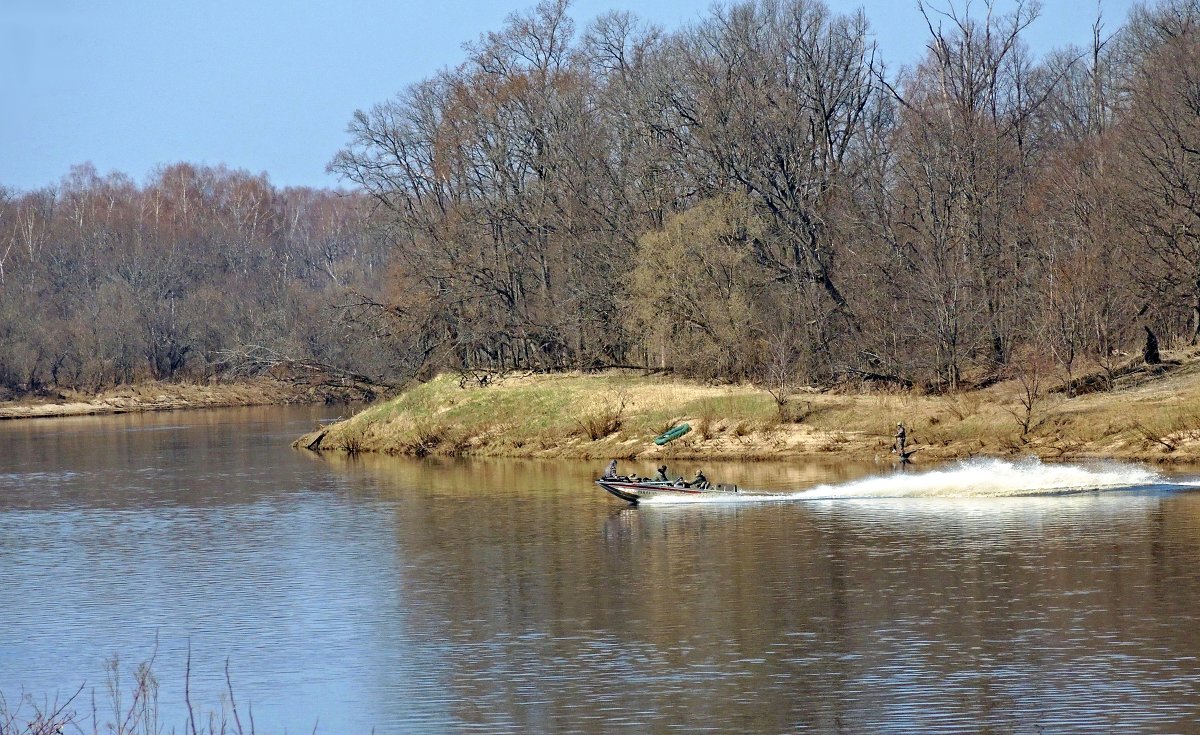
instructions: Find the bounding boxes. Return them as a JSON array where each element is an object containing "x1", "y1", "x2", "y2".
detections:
[{"x1": 2, "y1": 0, "x2": 1138, "y2": 193}]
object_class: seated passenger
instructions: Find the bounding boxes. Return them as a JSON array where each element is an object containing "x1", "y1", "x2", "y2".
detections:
[{"x1": 655, "y1": 465, "x2": 669, "y2": 482}]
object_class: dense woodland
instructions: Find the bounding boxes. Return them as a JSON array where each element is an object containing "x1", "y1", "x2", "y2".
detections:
[
  {"x1": 3, "y1": 0, "x2": 1200, "y2": 397},
  {"x1": 0, "y1": 165, "x2": 396, "y2": 395}
]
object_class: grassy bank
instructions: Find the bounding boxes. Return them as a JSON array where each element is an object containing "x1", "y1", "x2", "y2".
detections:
[{"x1": 296, "y1": 351, "x2": 1200, "y2": 464}]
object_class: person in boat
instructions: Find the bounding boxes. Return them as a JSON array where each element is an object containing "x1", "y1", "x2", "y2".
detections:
[
  {"x1": 694, "y1": 469, "x2": 709, "y2": 489},
  {"x1": 655, "y1": 465, "x2": 669, "y2": 482},
  {"x1": 893, "y1": 422, "x2": 906, "y2": 455}
]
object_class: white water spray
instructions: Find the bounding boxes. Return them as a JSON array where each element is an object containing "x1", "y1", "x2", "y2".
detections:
[{"x1": 640, "y1": 457, "x2": 1195, "y2": 504}]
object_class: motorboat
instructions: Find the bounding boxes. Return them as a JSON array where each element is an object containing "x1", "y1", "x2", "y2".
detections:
[{"x1": 595, "y1": 460, "x2": 741, "y2": 505}]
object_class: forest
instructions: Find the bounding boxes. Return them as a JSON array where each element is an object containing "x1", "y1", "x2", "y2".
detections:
[{"x1": 2, "y1": 0, "x2": 1199, "y2": 397}]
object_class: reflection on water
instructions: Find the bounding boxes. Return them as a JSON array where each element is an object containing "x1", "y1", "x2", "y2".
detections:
[{"x1": 2, "y1": 407, "x2": 1200, "y2": 733}]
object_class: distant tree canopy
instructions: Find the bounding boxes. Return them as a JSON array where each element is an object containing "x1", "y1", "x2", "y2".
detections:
[
  {"x1": 0, "y1": 163, "x2": 393, "y2": 394},
  {"x1": 5, "y1": 0, "x2": 1200, "y2": 396}
]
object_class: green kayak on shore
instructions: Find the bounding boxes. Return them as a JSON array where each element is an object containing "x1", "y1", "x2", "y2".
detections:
[{"x1": 653, "y1": 423, "x2": 691, "y2": 445}]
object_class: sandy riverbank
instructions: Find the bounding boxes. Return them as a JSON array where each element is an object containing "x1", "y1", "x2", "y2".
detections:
[
  {"x1": 295, "y1": 352, "x2": 1200, "y2": 464},
  {"x1": 0, "y1": 379, "x2": 327, "y2": 420}
]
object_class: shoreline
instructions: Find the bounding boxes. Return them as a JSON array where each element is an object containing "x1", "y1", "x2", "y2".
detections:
[
  {"x1": 0, "y1": 379, "x2": 340, "y2": 420},
  {"x1": 293, "y1": 358, "x2": 1200, "y2": 465}
]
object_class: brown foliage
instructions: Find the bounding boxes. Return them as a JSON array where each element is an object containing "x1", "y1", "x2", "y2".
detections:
[{"x1": 10, "y1": 0, "x2": 1200, "y2": 398}]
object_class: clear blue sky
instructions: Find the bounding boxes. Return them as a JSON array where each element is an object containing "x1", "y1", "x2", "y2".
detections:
[{"x1": 1, "y1": 0, "x2": 1138, "y2": 192}]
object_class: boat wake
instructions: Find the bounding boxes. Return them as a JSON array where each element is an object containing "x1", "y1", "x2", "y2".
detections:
[{"x1": 638, "y1": 458, "x2": 1200, "y2": 505}]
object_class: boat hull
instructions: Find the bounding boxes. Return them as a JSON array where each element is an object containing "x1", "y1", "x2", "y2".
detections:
[
  {"x1": 592, "y1": 480, "x2": 705, "y2": 502},
  {"x1": 595, "y1": 477, "x2": 738, "y2": 505},
  {"x1": 596, "y1": 461, "x2": 740, "y2": 505}
]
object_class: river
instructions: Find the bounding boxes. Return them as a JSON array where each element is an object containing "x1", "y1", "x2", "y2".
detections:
[{"x1": 2, "y1": 405, "x2": 1200, "y2": 733}]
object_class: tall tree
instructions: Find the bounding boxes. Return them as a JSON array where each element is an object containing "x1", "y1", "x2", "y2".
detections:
[
  {"x1": 1118, "y1": 3, "x2": 1200, "y2": 343},
  {"x1": 655, "y1": 0, "x2": 882, "y2": 375},
  {"x1": 880, "y1": 0, "x2": 1047, "y2": 388}
]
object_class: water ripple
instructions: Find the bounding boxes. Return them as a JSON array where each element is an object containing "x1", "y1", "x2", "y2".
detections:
[{"x1": 3, "y1": 410, "x2": 1200, "y2": 732}]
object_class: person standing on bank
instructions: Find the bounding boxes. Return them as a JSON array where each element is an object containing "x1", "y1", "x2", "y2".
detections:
[{"x1": 893, "y1": 422, "x2": 907, "y2": 455}]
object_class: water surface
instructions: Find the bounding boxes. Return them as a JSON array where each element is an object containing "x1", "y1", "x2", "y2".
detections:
[{"x1": 2, "y1": 406, "x2": 1200, "y2": 733}]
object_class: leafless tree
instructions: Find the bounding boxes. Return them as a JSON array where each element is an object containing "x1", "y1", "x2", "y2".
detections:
[{"x1": 1118, "y1": 6, "x2": 1200, "y2": 343}]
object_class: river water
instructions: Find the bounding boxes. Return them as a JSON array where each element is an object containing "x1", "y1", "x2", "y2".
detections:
[{"x1": 3, "y1": 405, "x2": 1200, "y2": 733}]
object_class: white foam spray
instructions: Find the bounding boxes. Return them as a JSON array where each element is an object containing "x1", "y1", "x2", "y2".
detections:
[{"x1": 639, "y1": 457, "x2": 1190, "y2": 504}]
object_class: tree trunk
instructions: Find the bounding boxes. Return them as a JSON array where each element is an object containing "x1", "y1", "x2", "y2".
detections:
[{"x1": 1143, "y1": 325, "x2": 1161, "y2": 365}]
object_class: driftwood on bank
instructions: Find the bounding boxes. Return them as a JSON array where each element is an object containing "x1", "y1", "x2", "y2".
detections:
[
  {"x1": 216, "y1": 345, "x2": 401, "y2": 398},
  {"x1": 841, "y1": 367, "x2": 914, "y2": 389},
  {"x1": 1049, "y1": 359, "x2": 1180, "y2": 397}
]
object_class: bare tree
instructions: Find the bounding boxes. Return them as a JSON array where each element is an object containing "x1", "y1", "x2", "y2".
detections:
[
  {"x1": 653, "y1": 0, "x2": 882, "y2": 376},
  {"x1": 1118, "y1": 11, "x2": 1200, "y2": 343},
  {"x1": 879, "y1": 0, "x2": 1049, "y2": 388}
]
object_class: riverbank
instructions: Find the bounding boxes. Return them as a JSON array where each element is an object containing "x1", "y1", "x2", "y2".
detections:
[
  {"x1": 0, "y1": 378, "x2": 327, "y2": 420},
  {"x1": 295, "y1": 351, "x2": 1200, "y2": 464}
]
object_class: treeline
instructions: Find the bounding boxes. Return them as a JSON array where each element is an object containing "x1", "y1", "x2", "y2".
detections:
[
  {"x1": 0, "y1": 163, "x2": 399, "y2": 395},
  {"x1": 4, "y1": 0, "x2": 1199, "y2": 398},
  {"x1": 333, "y1": 0, "x2": 1200, "y2": 392}
]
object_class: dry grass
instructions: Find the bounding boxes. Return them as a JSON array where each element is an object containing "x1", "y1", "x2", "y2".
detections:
[
  {"x1": 296, "y1": 353, "x2": 1200, "y2": 463},
  {"x1": 0, "y1": 646, "x2": 273, "y2": 735}
]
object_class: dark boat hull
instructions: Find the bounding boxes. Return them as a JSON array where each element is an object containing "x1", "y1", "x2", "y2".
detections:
[{"x1": 595, "y1": 479, "x2": 646, "y2": 503}]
